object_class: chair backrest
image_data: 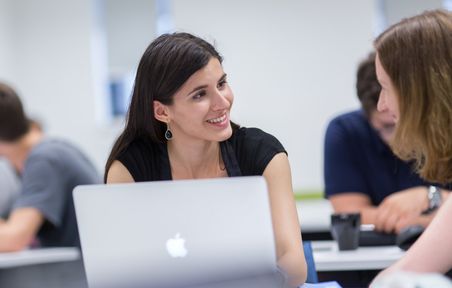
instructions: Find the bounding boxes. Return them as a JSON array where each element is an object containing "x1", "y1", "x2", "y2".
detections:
[{"x1": 303, "y1": 241, "x2": 318, "y2": 283}]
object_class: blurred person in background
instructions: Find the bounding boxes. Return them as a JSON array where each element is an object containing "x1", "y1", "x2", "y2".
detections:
[
  {"x1": 0, "y1": 120, "x2": 42, "y2": 218},
  {"x1": 105, "y1": 32, "x2": 307, "y2": 287},
  {"x1": 0, "y1": 159, "x2": 20, "y2": 218},
  {"x1": 324, "y1": 52, "x2": 445, "y2": 234},
  {"x1": 0, "y1": 82, "x2": 101, "y2": 251},
  {"x1": 371, "y1": 9, "x2": 452, "y2": 282}
]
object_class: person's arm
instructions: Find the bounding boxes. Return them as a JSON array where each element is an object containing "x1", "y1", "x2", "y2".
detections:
[
  {"x1": 0, "y1": 160, "x2": 21, "y2": 218},
  {"x1": 0, "y1": 207, "x2": 43, "y2": 252},
  {"x1": 106, "y1": 160, "x2": 135, "y2": 183},
  {"x1": 329, "y1": 193, "x2": 378, "y2": 224},
  {"x1": 392, "y1": 212, "x2": 436, "y2": 234},
  {"x1": 374, "y1": 186, "x2": 450, "y2": 233},
  {"x1": 330, "y1": 187, "x2": 447, "y2": 233},
  {"x1": 374, "y1": 194, "x2": 452, "y2": 282},
  {"x1": 2, "y1": 155, "x2": 65, "y2": 252},
  {"x1": 263, "y1": 152, "x2": 307, "y2": 287}
]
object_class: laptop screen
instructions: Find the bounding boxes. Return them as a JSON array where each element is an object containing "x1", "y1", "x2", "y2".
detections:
[{"x1": 74, "y1": 176, "x2": 279, "y2": 288}]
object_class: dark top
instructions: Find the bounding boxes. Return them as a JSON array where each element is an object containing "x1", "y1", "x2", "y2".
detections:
[
  {"x1": 14, "y1": 139, "x2": 101, "y2": 248},
  {"x1": 117, "y1": 127, "x2": 286, "y2": 181},
  {"x1": 324, "y1": 110, "x2": 432, "y2": 205}
]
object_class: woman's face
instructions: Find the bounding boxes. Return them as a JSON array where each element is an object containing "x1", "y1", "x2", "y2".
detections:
[
  {"x1": 369, "y1": 109, "x2": 396, "y2": 144},
  {"x1": 375, "y1": 53, "x2": 400, "y2": 122},
  {"x1": 165, "y1": 57, "x2": 234, "y2": 143}
]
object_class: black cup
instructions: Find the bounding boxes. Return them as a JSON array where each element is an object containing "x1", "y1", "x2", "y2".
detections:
[{"x1": 330, "y1": 213, "x2": 361, "y2": 251}]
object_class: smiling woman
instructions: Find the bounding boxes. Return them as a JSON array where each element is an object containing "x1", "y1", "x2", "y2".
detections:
[
  {"x1": 104, "y1": 32, "x2": 307, "y2": 287},
  {"x1": 153, "y1": 58, "x2": 234, "y2": 147},
  {"x1": 370, "y1": 9, "x2": 452, "y2": 284}
]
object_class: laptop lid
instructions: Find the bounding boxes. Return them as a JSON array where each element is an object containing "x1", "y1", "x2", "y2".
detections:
[{"x1": 73, "y1": 176, "x2": 278, "y2": 288}]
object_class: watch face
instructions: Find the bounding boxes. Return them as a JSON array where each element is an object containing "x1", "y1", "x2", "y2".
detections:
[
  {"x1": 432, "y1": 192, "x2": 442, "y2": 205},
  {"x1": 429, "y1": 186, "x2": 442, "y2": 209}
]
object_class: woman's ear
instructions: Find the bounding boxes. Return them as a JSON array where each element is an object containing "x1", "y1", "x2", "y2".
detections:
[{"x1": 153, "y1": 101, "x2": 170, "y2": 123}]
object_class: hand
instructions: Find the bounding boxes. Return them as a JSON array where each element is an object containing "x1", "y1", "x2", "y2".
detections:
[
  {"x1": 374, "y1": 186, "x2": 428, "y2": 233},
  {"x1": 393, "y1": 212, "x2": 435, "y2": 233}
]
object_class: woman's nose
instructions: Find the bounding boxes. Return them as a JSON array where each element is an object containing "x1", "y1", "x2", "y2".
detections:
[
  {"x1": 377, "y1": 91, "x2": 386, "y2": 112},
  {"x1": 212, "y1": 90, "x2": 231, "y2": 111}
]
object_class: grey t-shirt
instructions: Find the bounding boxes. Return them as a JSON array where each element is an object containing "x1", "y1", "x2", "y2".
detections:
[
  {"x1": 0, "y1": 160, "x2": 20, "y2": 218},
  {"x1": 13, "y1": 139, "x2": 101, "y2": 248}
]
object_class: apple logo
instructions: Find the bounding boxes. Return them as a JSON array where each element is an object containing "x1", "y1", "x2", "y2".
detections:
[{"x1": 166, "y1": 233, "x2": 188, "y2": 258}]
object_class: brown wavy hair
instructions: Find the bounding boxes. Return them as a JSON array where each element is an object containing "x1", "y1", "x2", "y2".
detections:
[{"x1": 374, "y1": 9, "x2": 452, "y2": 184}]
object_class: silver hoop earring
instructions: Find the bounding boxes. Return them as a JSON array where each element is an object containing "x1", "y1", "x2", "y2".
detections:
[{"x1": 165, "y1": 124, "x2": 173, "y2": 140}]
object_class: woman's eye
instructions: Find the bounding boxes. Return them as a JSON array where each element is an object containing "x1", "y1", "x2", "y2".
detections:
[
  {"x1": 218, "y1": 79, "x2": 227, "y2": 89},
  {"x1": 192, "y1": 91, "x2": 206, "y2": 100}
]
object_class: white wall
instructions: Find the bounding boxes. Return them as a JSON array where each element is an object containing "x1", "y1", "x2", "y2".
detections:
[
  {"x1": 0, "y1": 0, "x2": 14, "y2": 80},
  {"x1": 172, "y1": 0, "x2": 375, "y2": 190},
  {"x1": 105, "y1": 0, "x2": 155, "y2": 76},
  {"x1": 0, "y1": 0, "x2": 117, "y2": 176},
  {"x1": 383, "y1": 0, "x2": 444, "y2": 26}
]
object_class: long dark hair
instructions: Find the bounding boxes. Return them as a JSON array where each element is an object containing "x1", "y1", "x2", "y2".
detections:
[{"x1": 104, "y1": 32, "x2": 227, "y2": 182}]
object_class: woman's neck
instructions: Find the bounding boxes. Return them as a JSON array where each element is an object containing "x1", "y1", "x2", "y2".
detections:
[{"x1": 167, "y1": 139, "x2": 226, "y2": 179}]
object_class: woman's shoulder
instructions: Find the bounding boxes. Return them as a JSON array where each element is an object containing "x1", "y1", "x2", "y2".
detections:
[
  {"x1": 327, "y1": 110, "x2": 369, "y2": 132},
  {"x1": 229, "y1": 127, "x2": 282, "y2": 147},
  {"x1": 326, "y1": 110, "x2": 375, "y2": 143},
  {"x1": 226, "y1": 126, "x2": 286, "y2": 176},
  {"x1": 118, "y1": 137, "x2": 163, "y2": 163},
  {"x1": 228, "y1": 127, "x2": 284, "y2": 152},
  {"x1": 117, "y1": 137, "x2": 167, "y2": 182}
]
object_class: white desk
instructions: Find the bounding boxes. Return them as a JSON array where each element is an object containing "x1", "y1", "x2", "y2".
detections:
[
  {"x1": 297, "y1": 199, "x2": 332, "y2": 233},
  {"x1": 0, "y1": 247, "x2": 80, "y2": 268},
  {"x1": 312, "y1": 241, "x2": 405, "y2": 272},
  {"x1": 0, "y1": 247, "x2": 87, "y2": 288}
]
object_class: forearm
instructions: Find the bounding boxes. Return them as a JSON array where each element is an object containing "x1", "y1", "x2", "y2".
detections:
[
  {"x1": 356, "y1": 206, "x2": 379, "y2": 225},
  {"x1": 262, "y1": 153, "x2": 307, "y2": 286},
  {"x1": 384, "y1": 196, "x2": 452, "y2": 275},
  {"x1": 0, "y1": 208, "x2": 43, "y2": 252},
  {"x1": 332, "y1": 203, "x2": 377, "y2": 225},
  {"x1": 0, "y1": 223, "x2": 32, "y2": 252},
  {"x1": 329, "y1": 193, "x2": 375, "y2": 224},
  {"x1": 278, "y1": 249, "x2": 307, "y2": 287}
]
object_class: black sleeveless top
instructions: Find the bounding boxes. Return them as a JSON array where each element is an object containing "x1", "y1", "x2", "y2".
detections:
[{"x1": 117, "y1": 127, "x2": 286, "y2": 182}]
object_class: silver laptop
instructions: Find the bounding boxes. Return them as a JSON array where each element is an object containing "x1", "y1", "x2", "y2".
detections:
[{"x1": 73, "y1": 176, "x2": 285, "y2": 288}]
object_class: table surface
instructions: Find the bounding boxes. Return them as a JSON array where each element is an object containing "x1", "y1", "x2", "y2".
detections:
[
  {"x1": 0, "y1": 247, "x2": 80, "y2": 268},
  {"x1": 297, "y1": 199, "x2": 332, "y2": 232},
  {"x1": 311, "y1": 241, "x2": 405, "y2": 272}
]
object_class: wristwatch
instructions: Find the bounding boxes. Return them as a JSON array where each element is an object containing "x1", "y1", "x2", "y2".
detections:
[{"x1": 424, "y1": 185, "x2": 442, "y2": 214}]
